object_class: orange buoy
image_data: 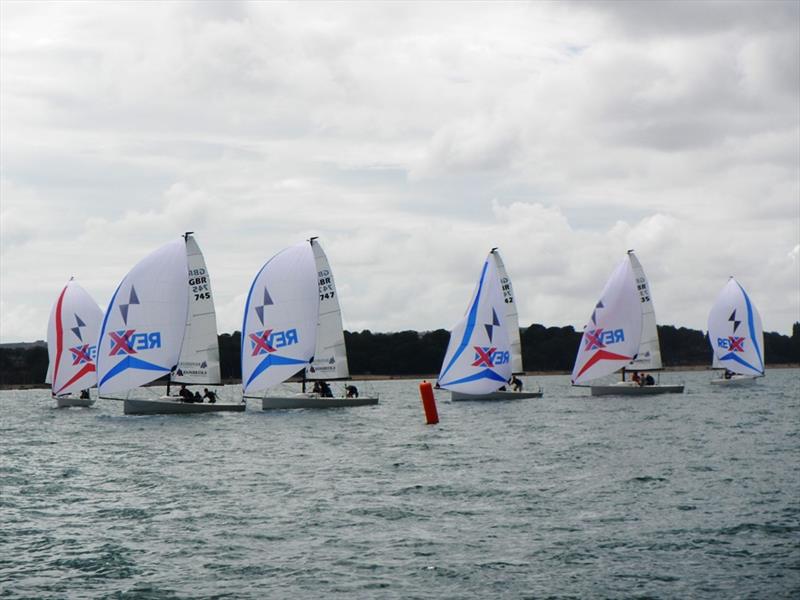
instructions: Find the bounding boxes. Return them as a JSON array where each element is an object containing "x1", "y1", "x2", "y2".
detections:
[{"x1": 419, "y1": 381, "x2": 439, "y2": 425}]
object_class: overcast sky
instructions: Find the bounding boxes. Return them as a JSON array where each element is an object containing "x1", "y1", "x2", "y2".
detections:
[{"x1": 1, "y1": 1, "x2": 798, "y2": 344}]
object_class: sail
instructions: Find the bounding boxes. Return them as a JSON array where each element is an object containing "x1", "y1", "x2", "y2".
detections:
[
  {"x1": 571, "y1": 257, "x2": 643, "y2": 384},
  {"x1": 707, "y1": 277, "x2": 764, "y2": 376},
  {"x1": 171, "y1": 235, "x2": 221, "y2": 384},
  {"x1": 96, "y1": 239, "x2": 189, "y2": 395},
  {"x1": 438, "y1": 254, "x2": 513, "y2": 394},
  {"x1": 306, "y1": 239, "x2": 349, "y2": 380},
  {"x1": 490, "y1": 249, "x2": 524, "y2": 374},
  {"x1": 241, "y1": 242, "x2": 319, "y2": 394},
  {"x1": 47, "y1": 279, "x2": 103, "y2": 396},
  {"x1": 626, "y1": 251, "x2": 662, "y2": 370}
]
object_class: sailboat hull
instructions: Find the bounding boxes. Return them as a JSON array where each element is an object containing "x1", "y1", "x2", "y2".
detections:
[
  {"x1": 260, "y1": 394, "x2": 379, "y2": 410},
  {"x1": 451, "y1": 389, "x2": 543, "y2": 401},
  {"x1": 123, "y1": 398, "x2": 246, "y2": 415},
  {"x1": 590, "y1": 383, "x2": 684, "y2": 396},
  {"x1": 55, "y1": 396, "x2": 95, "y2": 408},
  {"x1": 710, "y1": 375, "x2": 760, "y2": 385}
]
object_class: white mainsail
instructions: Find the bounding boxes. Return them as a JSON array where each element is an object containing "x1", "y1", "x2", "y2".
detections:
[
  {"x1": 571, "y1": 257, "x2": 643, "y2": 385},
  {"x1": 438, "y1": 253, "x2": 513, "y2": 394},
  {"x1": 47, "y1": 279, "x2": 103, "y2": 396},
  {"x1": 626, "y1": 251, "x2": 662, "y2": 371},
  {"x1": 241, "y1": 242, "x2": 319, "y2": 394},
  {"x1": 490, "y1": 248, "x2": 524, "y2": 375},
  {"x1": 707, "y1": 277, "x2": 764, "y2": 376},
  {"x1": 96, "y1": 239, "x2": 189, "y2": 395},
  {"x1": 172, "y1": 234, "x2": 221, "y2": 385},
  {"x1": 306, "y1": 239, "x2": 350, "y2": 380}
]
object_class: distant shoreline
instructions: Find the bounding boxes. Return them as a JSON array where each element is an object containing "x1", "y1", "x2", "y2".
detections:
[{"x1": 3, "y1": 364, "x2": 797, "y2": 391}]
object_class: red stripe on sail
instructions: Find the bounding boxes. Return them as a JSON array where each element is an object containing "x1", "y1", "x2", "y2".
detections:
[
  {"x1": 52, "y1": 284, "x2": 68, "y2": 396},
  {"x1": 576, "y1": 349, "x2": 632, "y2": 380},
  {"x1": 55, "y1": 363, "x2": 95, "y2": 396}
]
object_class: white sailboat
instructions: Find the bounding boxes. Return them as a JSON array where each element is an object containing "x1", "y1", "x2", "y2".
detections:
[
  {"x1": 46, "y1": 278, "x2": 103, "y2": 408},
  {"x1": 242, "y1": 238, "x2": 378, "y2": 409},
  {"x1": 438, "y1": 250, "x2": 515, "y2": 401},
  {"x1": 572, "y1": 250, "x2": 684, "y2": 396},
  {"x1": 707, "y1": 277, "x2": 764, "y2": 385},
  {"x1": 449, "y1": 249, "x2": 542, "y2": 400},
  {"x1": 97, "y1": 234, "x2": 245, "y2": 415}
]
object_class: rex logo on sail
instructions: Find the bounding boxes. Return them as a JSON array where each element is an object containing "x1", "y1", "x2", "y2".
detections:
[
  {"x1": 583, "y1": 328, "x2": 625, "y2": 351},
  {"x1": 472, "y1": 346, "x2": 510, "y2": 367},
  {"x1": 717, "y1": 336, "x2": 745, "y2": 352},
  {"x1": 249, "y1": 328, "x2": 299, "y2": 356},
  {"x1": 70, "y1": 344, "x2": 97, "y2": 365},
  {"x1": 107, "y1": 330, "x2": 162, "y2": 355}
]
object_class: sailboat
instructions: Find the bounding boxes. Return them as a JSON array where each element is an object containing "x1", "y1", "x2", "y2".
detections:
[
  {"x1": 46, "y1": 278, "x2": 102, "y2": 408},
  {"x1": 242, "y1": 238, "x2": 378, "y2": 409},
  {"x1": 438, "y1": 250, "x2": 515, "y2": 400},
  {"x1": 448, "y1": 249, "x2": 542, "y2": 400},
  {"x1": 572, "y1": 250, "x2": 684, "y2": 396},
  {"x1": 97, "y1": 234, "x2": 245, "y2": 415},
  {"x1": 707, "y1": 277, "x2": 764, "y2": 384}
]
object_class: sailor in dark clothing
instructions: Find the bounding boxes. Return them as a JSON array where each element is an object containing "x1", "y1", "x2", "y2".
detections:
[
  {"x1": 179, "y1": 384, "x2": 194, "y2": 402},
  {"x1": 510, "y1": 376, "x2": 522, "y2": 392},
  {"x1": 80, "y1": 389, "x2": 90, "y2": 400},
  {"x1": 203, "y1": 388, "x2": 217, "y2": 404},
  {"x1": 345, "y1": 384, "x2": 358, "y2": 398},
  {"x1": 320, "y1": 381, "x2": 333, "y2": 398}
]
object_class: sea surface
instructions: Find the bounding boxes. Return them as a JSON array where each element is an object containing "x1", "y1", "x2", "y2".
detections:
[{"x1": 1, "y1": 370, "x2": 799, "y2": 599}]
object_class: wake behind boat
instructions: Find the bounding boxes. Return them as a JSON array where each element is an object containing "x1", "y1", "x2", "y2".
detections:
[
  {"x1": 97, "y1": 234, "x2": 244, "y2": 415},
  {"x1": 571, "y1": 250, "x2": 684, "y2": 397},
  {"x1": 707, "y1": 277, "x2": 765, "y2": 386},
  {"x1": 242, "y1": 238, "x2": 378, "y2": 410}
]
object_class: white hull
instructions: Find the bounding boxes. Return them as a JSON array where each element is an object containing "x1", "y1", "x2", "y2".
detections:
[
  {"x1": 451, "y1": 389, "x2": 543, "y2": 401},
  {"x1": 260, "y1": 393, "x2": 379, "y2": 410},
  {"x1": 123, "y1": 397, "x2": 246, "y2": 415},
  {"x1": 590, "y1": 383, "x2": 684, "y2": 396},
  {"x1": 710, "y1": 375, "x2": 760, "y2": 385},
  {"x1": 55, "y1": 396, "x2": 95, "y2": 408}
]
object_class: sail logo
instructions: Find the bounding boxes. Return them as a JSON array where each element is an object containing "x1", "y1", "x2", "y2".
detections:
[
  {"x1": 70, "y1": 344, "x2": 97, "y2": 365},
  {"x1": 471, "y1": 346, "x2": 510, "y2": 367},
  {"x1": 107, "y1": 330, "x2": 162, "y2": 355},
  {"x1": 718, "y1": 336, "x2": 745, "y2": 352},
  {"x1": 249, "y1": 328, "x2": 298, "y2": 356},
  {"x1": 584, "y1": 328, "x2": 625, "y2": 351}
]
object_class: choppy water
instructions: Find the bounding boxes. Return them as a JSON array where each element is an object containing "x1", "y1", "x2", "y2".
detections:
[{"x1": 1, "y1": 369, "x2": 798, "y2": 599}]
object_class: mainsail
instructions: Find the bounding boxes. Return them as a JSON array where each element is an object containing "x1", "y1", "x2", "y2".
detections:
[
  {"x1": 305, "y1": 238, "x2": 350, "y2": 380},
  {"x1": 571, "y1": 257, "x2": 643, "y2": 385},
  {"x1": 47, "y1": 279, "x2": 103, "y2": 396},
  {"x1": 490, "y1": 248, "x2": 524, "y2": 375},
  {"x1": 707, "y1": 277, "x2": 764, "y2": 376},
  {"x1": 241, "y1": 242, "x2": 319, "y2": 394},
  {"x1": 96, "y1": 239, "x2": 189, "y2": 395},
  {"x1": 438, "y1": 253, "x2": 513, "y2": 394},
  {"x1": 626, "y1": 251, "x2": 662, "y2": 371},
  {"x1": 172, "y1": 234, "x2": 221, "y2": 385}
]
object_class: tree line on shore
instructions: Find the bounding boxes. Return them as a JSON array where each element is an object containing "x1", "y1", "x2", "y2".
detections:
[{"x1": 3, "y1": 323, "x2": 798, "y2": 386}]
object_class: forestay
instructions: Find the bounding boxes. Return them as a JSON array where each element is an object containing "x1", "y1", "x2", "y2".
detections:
[
  {"x1": 97, "y1": 239, "x2": 189, "y2": 395},
  {"x1": 491, "y1": 249, "x2": 523, "y2": 375},
  {"x1": 172, "y1": 235, "x2": 221, "y2": 385},
  {"x1": 438, "y1": 254, "x2": 512, "y2": 394},
  {"x1": 306, "y1": 239, "x2": 349, "y2": 380},
  {"x1": 626, "y1": 251, "x2": 662, "y2": 371},
  {"x1": 571, "y1": 257, "x2": 643, "y2": 384},
  {"x1": 241, "y1": 242, "x2": 319, "y2": 394},
  {"x1": 707, "y1": 277, "x2": 764, "y2": 376},
  {"x1": 47, "y1": 279, "x2": 103, "y2": 396}
]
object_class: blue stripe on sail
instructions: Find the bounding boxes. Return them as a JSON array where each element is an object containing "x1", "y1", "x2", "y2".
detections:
[
  {"x1": 719, "y1": 352, "x2": 761, "y2": 375},
  {"x1": 245, "y1": 354, "x2": 308, "y2": 389},
  {"x1": 99, "y1": 356, "x2": 170, "y2": 387},
  {"x1": 241, "y1": 251, "x2": 285, "y2": 375},
  {"x1": 439, "y1": 259, "x2": 489, "y2": 382},
  {"x1": 96, "y1": 279, "x2": 125, "y2": 388},
  {"x1": 443, "y1": 368, "x2": 507, "y2": 387},
  {"x1": 736, "y1": 281, "x2": 764, "y2": 372}
]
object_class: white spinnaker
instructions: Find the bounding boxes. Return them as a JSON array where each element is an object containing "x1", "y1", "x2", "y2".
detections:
[
  {"x1": 241, "y1": 242, "x2": 319, "y2": 394},
  {"x1": 306, "y1": 239, "x2": 349, "y2": 380},
  {"x1": 438, "y1": 254, "x2": 513, "y2": 394},
  {"x1": 707, "y1": 277, "x2": 764, "y2": 376},
  {"x1": 47, "y1": 279, "x2": 103, "y2": 396},
  {"x1": 491, "y1": 249, "x2": 523, "y2": 375},
  {"x1": 96, "y1": 239, "x2": 189, "y2": 395},
  {"x1": 172, "y1": 235, "x2": 221, "y2": 385},
  {"x1": 571, "y1": 257, "x2": 643, "y2": 385},
  {"x1": 626, "y1": 251, "x2": 662, "y2": 370}
]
